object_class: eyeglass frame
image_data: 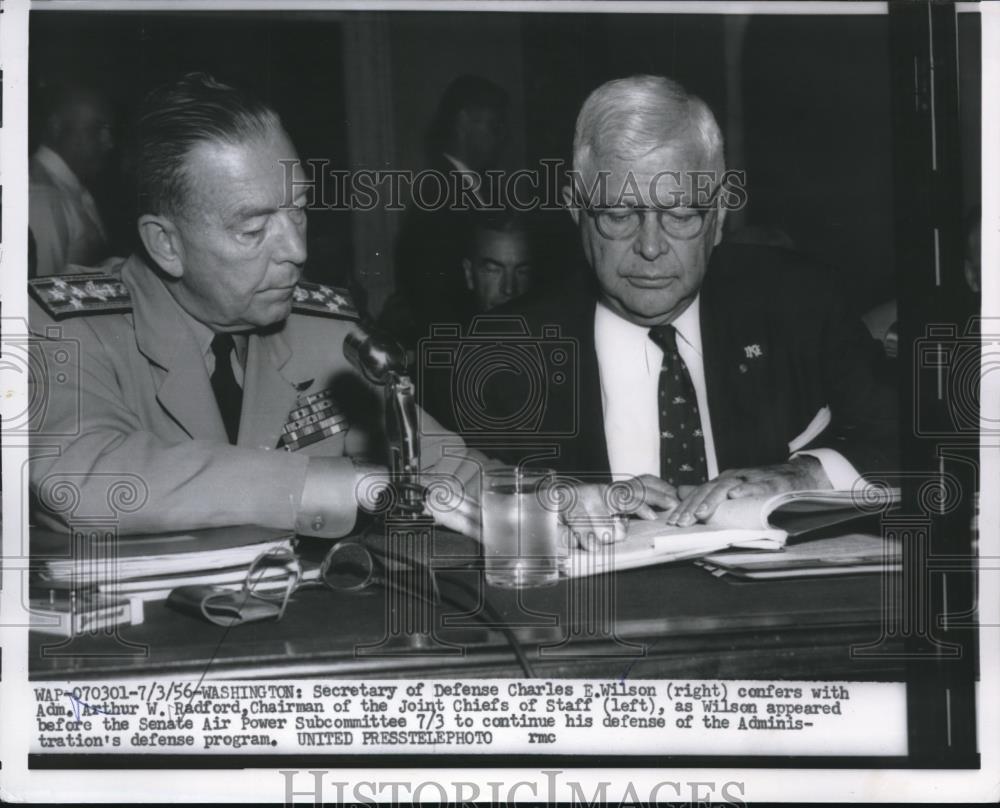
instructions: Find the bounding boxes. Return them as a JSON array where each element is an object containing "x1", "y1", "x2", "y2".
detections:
[
  {"x1": 240, "y1": 540, "x2": 442, "y2": 623},
  {"x1": 577, "y1": 181, "x2": 725, "y2": 242}
]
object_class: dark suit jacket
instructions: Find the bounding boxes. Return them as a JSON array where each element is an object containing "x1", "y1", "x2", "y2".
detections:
[{"x1": 430, "y1": 243, "x2": 897, "y2": 480}]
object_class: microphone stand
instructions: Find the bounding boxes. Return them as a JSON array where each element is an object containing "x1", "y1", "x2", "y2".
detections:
[{"x1": 343, "y1": 324, "x2": 460, "y2": 656}]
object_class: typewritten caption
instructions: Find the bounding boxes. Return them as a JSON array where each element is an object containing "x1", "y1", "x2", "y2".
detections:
[{"x1": 31, "y1": 679, "x2": 907, "y2": 755}]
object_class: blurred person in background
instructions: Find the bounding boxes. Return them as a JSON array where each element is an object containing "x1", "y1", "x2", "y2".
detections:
[
  {"x1": 29, "y1": 82, "x2": 115, "y2": 276},
  {"x1": 462, "y1": 208, "x2": 537, "y2": 314},
  {"x1": 386, "y1": 75, "x2": 511, "y2": 348},
  {"x1": 863, "y1": 205, "x2": 981, "y2": 358}
]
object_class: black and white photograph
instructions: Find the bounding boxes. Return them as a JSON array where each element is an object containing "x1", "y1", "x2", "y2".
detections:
[{"x1": 0, "y1": 0, "x2": 996, "y2": 803}]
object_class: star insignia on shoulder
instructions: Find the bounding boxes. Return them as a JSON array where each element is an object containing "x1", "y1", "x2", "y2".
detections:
[
  {"x1": 29, "y1": 272, "x2": 132, "y2": 319},
  {"x1": 292, "y1": 280, "x2": 360, "y2": 321}
]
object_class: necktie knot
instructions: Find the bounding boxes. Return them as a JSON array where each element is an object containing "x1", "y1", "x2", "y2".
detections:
[
  {"x1": 211, "y1": 333, "x2": 236, "y2": 363},
  {"x1": 648, "y1": 324, "x2": 678, "y2": 352}
]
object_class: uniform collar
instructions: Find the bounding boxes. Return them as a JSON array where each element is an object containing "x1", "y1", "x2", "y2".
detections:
[
  {"x1": 122, "y1": 255, "x2": 288, "y2": 375},
  {"x1": 122, "y1": 255, "x2": 299, "y2": 444},
  {"x1": 171, "y1": 298, "x2": 249, "y2": 374}
]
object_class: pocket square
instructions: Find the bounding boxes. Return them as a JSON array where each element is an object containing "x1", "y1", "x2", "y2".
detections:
[{"x1": 787, "y1": 406, "x2": 831, "y2": 453}]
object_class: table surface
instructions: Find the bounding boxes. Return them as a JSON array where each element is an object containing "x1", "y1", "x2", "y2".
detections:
[{"x1": 29, "y1": 525, "x2": 905, "y2": 681}]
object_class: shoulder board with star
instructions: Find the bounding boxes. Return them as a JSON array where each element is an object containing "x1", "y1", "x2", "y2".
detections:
[
  {"x1": 291, "y1": 281, "x2": 360, "y2": 321},
  {"x1": 28, "y1": 273, "x2": 133, "y2": 320}
]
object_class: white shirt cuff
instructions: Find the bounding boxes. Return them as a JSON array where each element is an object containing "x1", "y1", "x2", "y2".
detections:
[
  {"x1": 792, "y1": 448, "x2": 862, "y2": 490},
  {"x1": 296, "y1": 456, "x2": 360, "y2": 537}
]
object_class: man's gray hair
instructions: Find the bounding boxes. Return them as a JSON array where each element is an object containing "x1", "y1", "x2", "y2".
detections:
[{"x1": 572, "y1": 75, "x2": 724, "y2": 185}]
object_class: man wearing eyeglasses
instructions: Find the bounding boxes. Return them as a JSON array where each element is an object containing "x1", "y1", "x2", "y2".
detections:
[{"x1": 481, "y1": 74, "x2": 896, "y2": 524}]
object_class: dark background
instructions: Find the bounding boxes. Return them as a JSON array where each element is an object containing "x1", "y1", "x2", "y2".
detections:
[{"x1": 29, "y1": 9, "x2": 981, "y2": 319}]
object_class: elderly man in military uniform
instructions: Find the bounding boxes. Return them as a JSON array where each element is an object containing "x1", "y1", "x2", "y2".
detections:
[{"x1": 29, "y1": 73, "x2": 483, "y2": 538}]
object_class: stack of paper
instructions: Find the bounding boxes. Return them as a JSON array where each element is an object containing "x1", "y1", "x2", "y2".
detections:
[
  {"x1": 29, "y1": 591, "x2": 145, "y2": 636},
  {"x1": 33, "y1": 525, "x2": 295, "y2": 602},
  {"x1": 697, "y1": 533, "x2": 900, "y2": 580}
]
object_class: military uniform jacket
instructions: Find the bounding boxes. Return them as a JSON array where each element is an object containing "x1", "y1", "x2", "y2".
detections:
[{"x1": 29, "y1": 255, "x2": 475, "y2": 535}]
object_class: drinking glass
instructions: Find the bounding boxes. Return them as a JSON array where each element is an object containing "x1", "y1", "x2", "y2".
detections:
[{"x1": 482, "y1": 466, "x2": 564, "y2": 588}]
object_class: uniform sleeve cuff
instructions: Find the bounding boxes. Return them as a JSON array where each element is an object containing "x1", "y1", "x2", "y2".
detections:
[
  {"x1": 792, "y1": 448, "x2": 862, "y2": 490},
  {"x1": 295, "y1": 456, "x2": 360, "y2": 537}
]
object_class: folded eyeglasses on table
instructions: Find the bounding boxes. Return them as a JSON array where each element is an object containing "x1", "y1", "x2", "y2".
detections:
[{"x1": 166, "y1": 535, "x2": 538, "y2": 677}]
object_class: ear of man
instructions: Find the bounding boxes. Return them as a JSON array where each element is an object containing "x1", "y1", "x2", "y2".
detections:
[
  {"x1": 712, "y1": 203, "x2": 728, "y2": 247},
  {"x1": 138, "y1": 214, "x2": 185, "y2": 278},
  {"x1": 462, "y1": 257, "x2": 475, "y2": 291}
]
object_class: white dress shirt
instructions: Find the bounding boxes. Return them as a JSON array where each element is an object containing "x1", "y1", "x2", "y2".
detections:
[
  {"x1": 594, "y1": 298, "x2": 861, "y2": 489},
  {"x1": 29, "y1": 145, "x2": 108, "y2": 276},
  {"x1": 442, "y1": 153, "x2": 487, "y2": 206}
]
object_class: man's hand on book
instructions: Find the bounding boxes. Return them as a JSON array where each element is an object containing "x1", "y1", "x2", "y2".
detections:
[
  {"x1": 424, "y1": 473, "x2": 681, "y2": 544},
  {"x1": 565, "y1": 475, "x2": 680, "y2": 547},
  {"x1": 665, "y1": 456, "x2": 833, "y2": 527}
]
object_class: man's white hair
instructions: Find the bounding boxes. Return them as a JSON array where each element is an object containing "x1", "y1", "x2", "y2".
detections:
[{"x1": 572, "y1": 75, "x2": 725, "y2": 186}]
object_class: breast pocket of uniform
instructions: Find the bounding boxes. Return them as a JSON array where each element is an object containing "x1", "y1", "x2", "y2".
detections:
[{"x1": 277, "y1": 387, "x2": 350, "y2": 455}]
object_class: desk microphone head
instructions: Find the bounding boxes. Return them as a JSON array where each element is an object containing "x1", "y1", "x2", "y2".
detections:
[{"x1": 343, "y1": 320, "x2": 408, "y2": 386}]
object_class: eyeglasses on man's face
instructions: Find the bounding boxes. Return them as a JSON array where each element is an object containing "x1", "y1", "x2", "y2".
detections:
[{"x1": 580, "y1": 184, "x2": 723, "y2": 242}]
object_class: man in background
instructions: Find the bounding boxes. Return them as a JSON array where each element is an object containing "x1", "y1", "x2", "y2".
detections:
[
  {"x1": 419, "y1": 208, "x2": 538, "y2": 431},
  {"x1": 463, "y1": 209, "x2": 536, "y2": 314},
  {"x1": 386, "y1": 75, "x2": 511, "y2": 348},
  {"x1": 428, "y1": 74, "x2": 510, "y2": 203},
  {"x1": 864, "y1": 205, "x2": 981, "y2": 358},
  {"x1": 29, "y1": 83, "x2": 115, "y2": 276}
]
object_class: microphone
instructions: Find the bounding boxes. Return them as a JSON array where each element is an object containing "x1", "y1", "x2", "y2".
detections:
[
  {"x1": 342, "y1": 320, "x2": 408, "y2": 385},
  {"x1": 342, "y1": 320, "x2": 423, "y2": 517}
]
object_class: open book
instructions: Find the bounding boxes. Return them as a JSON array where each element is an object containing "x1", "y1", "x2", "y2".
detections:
[{"x1": 565, "y1": 488, "x2": 899, "y2": 578}]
